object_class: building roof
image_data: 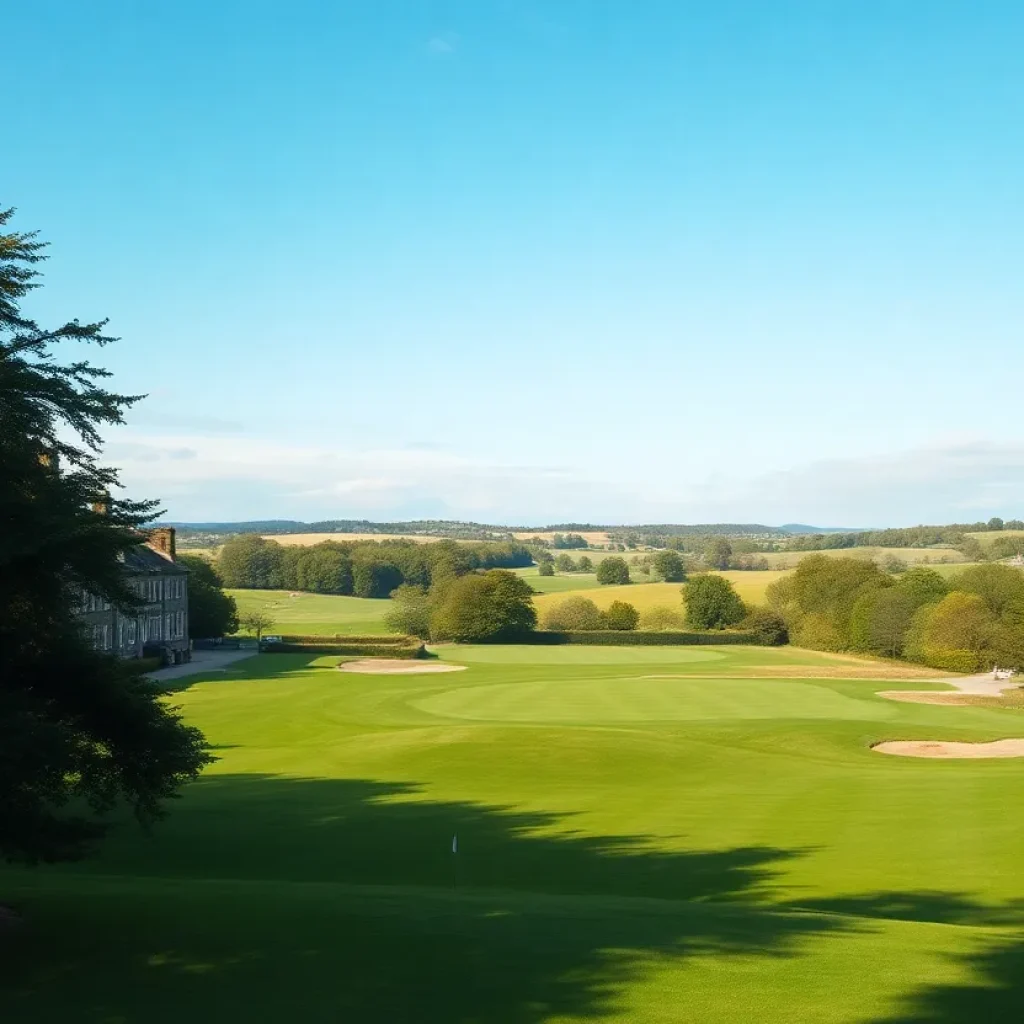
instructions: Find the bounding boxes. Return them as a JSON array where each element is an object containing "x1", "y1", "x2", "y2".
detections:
[{"x1": 120, "y1": 545, "x2": 188, "y2": 576}]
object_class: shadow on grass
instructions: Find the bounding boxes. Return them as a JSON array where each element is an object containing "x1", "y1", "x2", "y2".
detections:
[
  {"x1": 870, "y1": 935, "x2": 1024, "y2": 1022},
  {"x1": 3, "y1": 773, "x2": 827, "y2": 1024},
  {"x1": 158, "y1": 653, "x2": 332, "y2": 694},
  {"x1": 5, "y1": 773, "x2": 1024, "y2": 1023}
]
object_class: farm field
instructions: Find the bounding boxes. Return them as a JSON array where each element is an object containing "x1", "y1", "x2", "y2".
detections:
[
  {"x1": 759, "y1": 546, "x2": 968, "y2": 569},
  {"x1": 5, "y1": 645, "x2": 1024, "y2": 1022},
  {"x1": 533, "y1": 570, "x2": 791, "y2": 618},
  {"x1": 229, "y1": 588, "x2": 397, "y2": 635}
]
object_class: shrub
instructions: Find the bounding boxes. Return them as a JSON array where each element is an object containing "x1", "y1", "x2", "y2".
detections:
[
  {"x1": 542, "y1": 596, "x2": 603, "y2": 631},
  {"x1": 554, "y1": 554, "x2": 576, "y2": 573},
  {"x1": 576, "y1": 555, "x2": 593, "y2": 572},
  {"x1": 743, "y1": 607, "x2": 788, "y2": 646},
  {"x1": 638, "y1": 605, "x2": 686, "y2": 631},
  {"x1": 602, "y1": 600, "x2": 639, "y2": 631},
  {"x1": 596, "y1": 557, "x2": 630, "y2": 586},
  {"x1": 537, "y1": 560, "x2": 555, "y2": 577}
]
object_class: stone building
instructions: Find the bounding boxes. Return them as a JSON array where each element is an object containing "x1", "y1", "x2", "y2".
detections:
[{"x1": 77, "y1": 527, "x2": 190, "y2": 664}]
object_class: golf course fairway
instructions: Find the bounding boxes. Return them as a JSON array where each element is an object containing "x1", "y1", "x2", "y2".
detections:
[{"x1": 4, "y1": 645, "x2": 1024, "y2": 1022}]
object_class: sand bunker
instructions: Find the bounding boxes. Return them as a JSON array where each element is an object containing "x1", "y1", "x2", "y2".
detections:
[
  {"x1": 339, "y1": 659, "x2": 466, "y2": 675},
  {"x1": 873, "y1": 739, "x2": 1024, "y2": 759}
]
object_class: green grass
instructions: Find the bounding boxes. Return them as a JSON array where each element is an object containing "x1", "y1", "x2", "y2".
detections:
[
  {"x1": 229, "y1": 588, "x2": 397, "y2": 635},
  {"x1": 5, "y1": 644, "x2": 1024, "y2": 1021}
]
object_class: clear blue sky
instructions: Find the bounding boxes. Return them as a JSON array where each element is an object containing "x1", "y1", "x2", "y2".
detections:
[{"x1": 7, "y1": 1, "x2": 1024, "y2": 525}]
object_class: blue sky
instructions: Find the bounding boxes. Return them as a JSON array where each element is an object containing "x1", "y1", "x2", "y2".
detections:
[{"x1": 7, "y1": 1, "x2": 1024, "y2": 526}]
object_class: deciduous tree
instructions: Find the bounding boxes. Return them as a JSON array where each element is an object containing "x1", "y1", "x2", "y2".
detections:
[
  {"x1": 652, "y1": 549, "x2": 686, "y2": 582},
  {"x1": 176, "y1": 555, "x2": 238, "y2": 638},
  {"x1": 430, "y1": 570, "x2": 536, "y2": 642},
  {"x1": 683, "y1": 575, "x2": 745, "y2": 629},
  {"x1": 602, "y1": 600, "x2": 639, "y2": 630},
  {"x1": 596, "y1": 557, "x2": 630, "y2": 586}
]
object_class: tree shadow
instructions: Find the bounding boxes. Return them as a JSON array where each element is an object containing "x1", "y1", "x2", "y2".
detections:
[
  {"x1": 6, "y1": 773, "x2": 1023, "y2": 1022},
  {"x1": 3, "y1": 773, "x2": 836, "y2": 1023},
  {"x1": 157, "y1": 653, "x2": 330, "y2": 694},
  {"x1": 869, "y1": 935, "x2": 1024, "y2": 1022}
]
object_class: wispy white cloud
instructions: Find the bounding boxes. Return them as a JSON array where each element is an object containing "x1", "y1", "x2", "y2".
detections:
[{"x1": 102, "y1": 431, "x2": 1024, "y2": 527}]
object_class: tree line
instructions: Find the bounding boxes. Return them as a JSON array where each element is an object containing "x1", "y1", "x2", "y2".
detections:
[
  {"x1": 785, "y1": 518, "x2": 1023, "y2": 555},
  {"x1": 217, "y1": 535, "x2": 533, "y2": 597},
  {"x1": 766, "y1": 555, "x2": 1024, "y2": 671}
]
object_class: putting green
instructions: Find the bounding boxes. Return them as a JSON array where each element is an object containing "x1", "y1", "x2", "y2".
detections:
[
  {"x1": 414, "y1": 676, "x2": 897, "y2": 723},
  {"x1": 5, "y1": 644, "x2": 1024, "y2": 1023}
]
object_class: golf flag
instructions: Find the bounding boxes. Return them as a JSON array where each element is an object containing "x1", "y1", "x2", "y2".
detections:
[{"x1": 452, "y1": 833, "x2": 458, "y2": 854}]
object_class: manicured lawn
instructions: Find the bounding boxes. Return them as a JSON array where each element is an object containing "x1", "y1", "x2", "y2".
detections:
[
  {"x1": 228, "y1": 588, "x2": 397, "y2": 634},
  {"x1": 5, "y1": 645, "x2": 1024, "y2": 1022}
]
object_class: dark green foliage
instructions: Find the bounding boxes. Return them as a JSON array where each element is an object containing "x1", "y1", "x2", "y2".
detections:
[
  {"x1": 576, "y1": 555, "x2": 593, "y2": 573},
  {"x1": 651, "y1": 549, "x2": 686, "y2": 582},
  {"x1": 430, "y1": 570, "x2": 537, "y2": 642},
  {"x1": 895, "y1": 567, "x2": 949, "y2": 605},
  {"x1": 554, "y1": 554, "x2": 576, "y2": 573},
  {"x1": 601, "y1": 601, "x2": 639, "y2": 631},
  {"x1": 683, "y1": 575, "x2": 746, "y2": 629},
  {"x1": 743, "y1": 608, "x2": 788, "y2": 646},
  {"x1": 0, "y1": 208, "x2": 211, "y2": 863},
  {"x1": 352, "y1": 560, "x2": 403, "y2": 599},
  {"x1": 216, "y1": 535, "x2": 532, "y2": 595},
  {"x1": 538, "y1": 560, "x2": 555, "y2": 577},
  {"x1": 551, "y1": 532, "x2": 588, "y2": 549},
  {"x1": 596, "y1": 557, "x2": 630, "y2": 586},
  {"x1": 176, "y1": 555, "x2": 238, "y2": 638}
]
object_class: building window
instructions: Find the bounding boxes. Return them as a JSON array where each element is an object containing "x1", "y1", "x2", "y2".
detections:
[{"x1": 149, "y1": 615, "x2": 162, "y2": 641}]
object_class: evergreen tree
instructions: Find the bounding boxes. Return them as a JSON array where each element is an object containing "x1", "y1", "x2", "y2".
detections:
[{"x1": 0, "y1": 208, "x2": 210, "y2": 863}]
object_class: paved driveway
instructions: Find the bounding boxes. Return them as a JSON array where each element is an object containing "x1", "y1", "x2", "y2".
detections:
[{"x1": 150, "y1": 648, "x2": 257, "y2": 682}]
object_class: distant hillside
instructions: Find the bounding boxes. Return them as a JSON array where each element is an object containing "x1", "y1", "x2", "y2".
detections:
[{"x1": 779, "y1": 523, "x2": 868, "y2": 534}]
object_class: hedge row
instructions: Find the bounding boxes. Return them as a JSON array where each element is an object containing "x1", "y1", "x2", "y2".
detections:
[
  {"x1": 280, "y1": 633, "x2": 414, "y2": 645},
  {"x1": 526, "y1": 630, "x2": 761, "y2": 646},
  {"x1": 264, "y1": 641, "x2": 425, "y2": 658}
]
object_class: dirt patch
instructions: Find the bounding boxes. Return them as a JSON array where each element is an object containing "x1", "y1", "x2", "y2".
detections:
[
  {"x1": 873, "y1": 738, "x2": 1024, "y2": 759},
  {"x1": 339, "y1": 659, "x2": 467, "y2": 675}
]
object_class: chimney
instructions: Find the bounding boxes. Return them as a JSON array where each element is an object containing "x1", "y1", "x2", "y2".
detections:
[{"x1": 148, "y1": 527, "x2": 177, "y2": 560}]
